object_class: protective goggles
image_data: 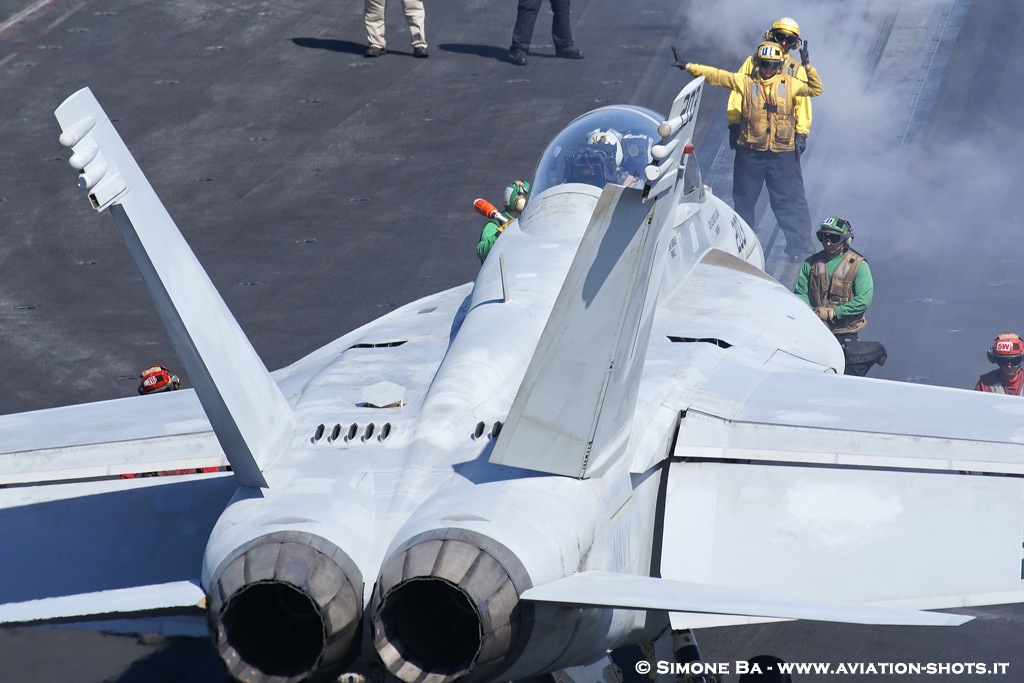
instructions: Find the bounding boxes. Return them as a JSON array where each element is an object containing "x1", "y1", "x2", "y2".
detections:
[
  {"x1": 770, "y1": 31, "x2": 800, "y2": 49},
  {"x1": 755, "y1": 58, "x2": 783, "y2": 72},
  {"x1": 818, "y1": 232, "x2": 845, "y2": 245},
  {"x1": 996, "y1": 356, "x2": 1023, "y2": 367}
]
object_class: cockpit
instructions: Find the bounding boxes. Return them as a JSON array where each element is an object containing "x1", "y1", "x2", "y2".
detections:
[{"x1": 530, "y1": 105, "x2": 664, "y2": 196}]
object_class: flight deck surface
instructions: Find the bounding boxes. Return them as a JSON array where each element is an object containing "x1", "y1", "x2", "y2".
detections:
[{"x1": 1, "y1": 0, "x2": 1022, "y2": 681}]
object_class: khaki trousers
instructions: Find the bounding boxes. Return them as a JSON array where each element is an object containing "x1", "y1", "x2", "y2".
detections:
[{"x1": 364, "y1": 0, "x2": 426, "y2": 49}]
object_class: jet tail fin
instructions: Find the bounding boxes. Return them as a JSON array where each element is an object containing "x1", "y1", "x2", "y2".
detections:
[
  {"x1": 489, "y1": 184, "x2": 661, "y2": 478},
  {"x1": 54, "y1": 88, "x2": 294, "y2": 488},
  {"x1": 489, "y1": 79, "x2": 705, "y2": 479}
]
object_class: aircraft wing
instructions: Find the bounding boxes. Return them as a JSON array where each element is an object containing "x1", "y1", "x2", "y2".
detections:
[
  {"x1": 634, "y1": 247, "x2": 1024, "y2": 473},
  {"x1": 652, "y1": 337, "x2": 1024, "y2": 628},
  {"x1": 628, "y1": 248, "x2": 844, "y2": 474},
  {"x1": 0, "y1": 390, "x2": 225, "y2": 484},
  {"x1": 676, "y1": 370, "x2": 1024, "y2": 474},
  {"x1": 602, "y1": 246, "x2": 1024, "y2": 627}
]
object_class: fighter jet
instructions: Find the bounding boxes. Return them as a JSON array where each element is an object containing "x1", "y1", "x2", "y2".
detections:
[{"x1": 2, "y1": 79, "x2": 1024, "y2": 683}]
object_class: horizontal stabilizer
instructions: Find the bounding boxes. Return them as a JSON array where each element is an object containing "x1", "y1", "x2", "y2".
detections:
[
  {"x1": 659, "y1": 462, "x2": 1024, "y2": 622},
  {"x1": 520, "y1": 571, "x2": 970, "y2": 627},
  {"x1": 0, "y1": 581, "x2": 205, "y2": 626},
  {"x1": 54, "y1": 87, "x2": 294, "y2": 488}
]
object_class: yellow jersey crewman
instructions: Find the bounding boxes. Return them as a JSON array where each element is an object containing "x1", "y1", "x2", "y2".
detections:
[{"x1": 674, "y1": 40, "x2": 823, "y2": 261}]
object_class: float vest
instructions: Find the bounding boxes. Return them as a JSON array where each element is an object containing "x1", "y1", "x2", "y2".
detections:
[{"x1": 808, "y1": 249, "x2": 867, "y2": 334}]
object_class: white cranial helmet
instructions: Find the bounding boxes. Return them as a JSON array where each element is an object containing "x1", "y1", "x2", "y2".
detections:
[{"x1": 586, "y1": 128, "x2": 623, "y2": 165}]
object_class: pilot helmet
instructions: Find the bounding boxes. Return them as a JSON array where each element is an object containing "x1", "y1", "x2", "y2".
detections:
[
  {"x1": 767, "y1": 17, "x2": 801, "y2": 52},
  {"x1": 503, "y1": 180, "x2": 530, "y2": 213},
  {"x1": 563, "y1": 128, "x2": 626, "y2": 187},
  {"x1": 987, "y1": 333, "x2": 1024, "y2": 366}
]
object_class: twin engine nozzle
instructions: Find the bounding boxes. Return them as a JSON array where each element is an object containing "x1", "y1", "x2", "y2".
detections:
[
  {"x1": 207, "y1": 531, "x2": 363, "y2": 683},
  {"x1": 371, "y1": 529, "x2": 535, "y2": 683},
  {"x1": 207, "y1": 528, "x2": 536, "y2": 683}
]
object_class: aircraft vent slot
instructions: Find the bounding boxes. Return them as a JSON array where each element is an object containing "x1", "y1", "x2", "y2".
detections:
[
  {"x1": 347, "y1": 340, "x2": 408, "y2": 350},
  {"x1": 474, "y1": 421, "x2": 486, "y2": 439},
  {"x1": 666, "y1": 336, "x2": 732, "y2": 348},
  {"x1": 417, "y1": 306, "x2": 437, "y2": 314},
  {"x1": 490, "y1": 421, "x2": 503, "y2": 439},
  {"x1": 312, "y1": 422, "x2": 395, "y2": 445}
]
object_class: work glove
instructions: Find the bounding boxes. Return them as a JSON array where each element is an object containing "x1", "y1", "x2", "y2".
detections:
[
  {"x1": 814, "y1": 306, "x2": 836, "y2": 322},
  {"x1": 670, "y1": 46, "x2": 687, "y2": 71},
  {"x1": 794, "y1": 133, "x2": 807, "y2": 155},
  {"x1": 799, "y1": 40, "x2": 810, "y2": 66},
  {"x1": 728, "y1": 124, "x2": 740, "y2": 150}
]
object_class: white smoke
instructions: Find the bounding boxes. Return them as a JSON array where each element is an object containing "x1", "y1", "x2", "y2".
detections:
[{"x1": 678, "y1": 0, "x2": 1022, "y2": 386}]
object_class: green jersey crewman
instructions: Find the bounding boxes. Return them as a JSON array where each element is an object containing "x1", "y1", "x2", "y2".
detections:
[
  {"x1": 477, "y1": 180, "x2": 530, "y2": 263},
  {"x1": 794, "y1": 216, "x2": 873, "y2": 343}
]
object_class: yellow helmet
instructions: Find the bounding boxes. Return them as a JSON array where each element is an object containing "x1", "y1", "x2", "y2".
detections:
[
  {"x1": 771, "y1": 17, "x2": 801, "y2": 37},
  {"x1": 768, "y1": 17, "x2": 801, "y2": 52},
  {"x1": 754, "y1": 41, "x2": 785, "y2": 73}
]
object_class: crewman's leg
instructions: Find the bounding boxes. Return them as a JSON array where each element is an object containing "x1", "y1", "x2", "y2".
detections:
[
  {"x1": 365, "y1": 0, "x2": 387, "y2": 48},
  {"x1": 764, "y1": 151, "x2": 811, "y2": 256},
  {"x1": 732, "y1": 147, "x2": 766, "y2": 231},
  {"x1": 512, "y1": 0, "x2": 543, "y2": 52},
  {"x1": 402, "y1": 0, "x2": 427, "y2": 48},
  {"x1": 550, "y1": 0, "x2": 574, "y2": 51},
  {"x1": 793, "y1": 149, "x2": 813, "y2": 240}
]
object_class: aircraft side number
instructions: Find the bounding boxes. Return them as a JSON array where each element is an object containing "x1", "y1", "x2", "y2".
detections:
[
  {"x1": 732, "y1": 215, "x2": 747, "y2": 253},
  {"x1": 679, "y1": 84, "x2": 702, "y2": 124}
]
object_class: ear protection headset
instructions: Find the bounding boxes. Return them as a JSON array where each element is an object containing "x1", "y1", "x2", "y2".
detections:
[
  {"x1": 816, "y1": 216, "x2": 854, "y2": 243},
  {"x1": 987, "y1": 333, "x2": 1024, "y2": 364},
  {"x1": 503, "y1": 180, "x2": 530, "y2": 212}
]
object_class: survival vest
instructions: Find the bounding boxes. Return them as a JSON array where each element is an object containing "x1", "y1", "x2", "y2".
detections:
[{"x1": 808, "y1": 249, "x2": 867, "y2": 334}]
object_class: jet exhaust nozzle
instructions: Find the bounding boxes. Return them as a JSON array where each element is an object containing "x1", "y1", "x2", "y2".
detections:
[
  {"x1": 208, "y1": 531, "x2": 363, "y2": 683},
  {"x1": 371, "y1": 530, "x2": 534, "y2": 683}
]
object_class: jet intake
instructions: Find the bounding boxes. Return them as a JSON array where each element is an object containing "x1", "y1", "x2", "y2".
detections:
[
  {"x1": 371, "y1": 530, "x2": 534, "y2": 683},
  {"x1": 207, "y1": 531, "x2": 362, "y2": 683}
]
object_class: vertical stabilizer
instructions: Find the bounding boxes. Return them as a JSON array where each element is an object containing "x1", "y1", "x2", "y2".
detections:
[
  {"x1": 489, "y1": 79, "x2": 705, "y2": 479},
  {"x1": 489, "y1": 184, "x2": 661, "y2": 478},
  {"x1": 54, "y1": 88, "x2": 294, "y2": 488}
]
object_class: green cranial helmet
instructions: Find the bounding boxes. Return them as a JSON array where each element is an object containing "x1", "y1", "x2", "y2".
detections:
[
  {"x1": 503, "y1": 180, "x2": 531, "y2": 213},
  {"x1": 815, "y1": 215, "x2": 853, "y2": 245}
]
